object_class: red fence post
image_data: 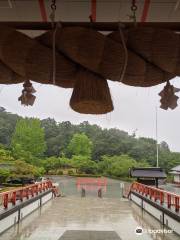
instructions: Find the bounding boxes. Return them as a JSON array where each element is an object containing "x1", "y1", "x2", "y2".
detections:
[
  {"x1": 26, "y1": 188, "x2": 29, "y2": 199},
  {"x1": 154, "y1": 190, "x2": 158, "y2": 202},
  {"x1": 167, "y1": 194, "x2": 171, "y2": 208},
  {"x1": 39, "y1": 183, "x2": 42, "y2": 193},
  {"x1": 149, "y1": 189, "x2": 152, "y2": 199},
  {"x1": 3, "y1": 193, "x2": 8, "y2": 209},
  {"x1": 20, "y1": 190, "x2": 23, "y2": 201},
  {"x1": 175, "y1": 197, "x2": 179, "y2": 212},
  {"x1": 31, "y1": 187, "x2": 34, "y2": 197},
  {"x1": 11, "y1": 191, "x2": 16, "y2": 205},
  {"x1": 160, "y1": 192, "x2": 164, "y2": 205},
  {"x1": 36, "y1": 185, "x2": 38, "y2": 195}
]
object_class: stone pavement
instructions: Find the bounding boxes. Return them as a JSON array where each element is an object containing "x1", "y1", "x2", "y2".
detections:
[
  {"x1": 0, "y1": 176, "x2": 179, "y2": 240},
  {"x1": 0, "y1": 196, "x2": 179, "y2": 240}
]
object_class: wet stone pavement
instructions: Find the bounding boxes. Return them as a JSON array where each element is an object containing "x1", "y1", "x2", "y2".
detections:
[{"x1": 0, "y1": 177, "x2": 179, "y2": 240}]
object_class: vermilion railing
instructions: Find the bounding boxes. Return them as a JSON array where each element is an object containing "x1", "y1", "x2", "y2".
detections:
[
  {"x1": 0, "y1": 181, "x2": 53, "y2": 209},
  {"x1": 131, "y1": 182, "x2": 180, "y2": 212},
  {"x1": 76, "y1": 178, "x2": 107, "y2": 192},
  {"x1": 76, "y1": 178, "x2": 107, "y2": 186}
]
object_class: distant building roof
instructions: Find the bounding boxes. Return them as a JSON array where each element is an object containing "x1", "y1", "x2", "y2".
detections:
[
  {"x1": 169, "y1": 171, "x2": 180, "y2": 175},
  {"x1": 130, "y1": 167, "x2": 167, "y2": 179},
  {"x1": 170, "y1": 165, "x2": 180, "y2": 172}
]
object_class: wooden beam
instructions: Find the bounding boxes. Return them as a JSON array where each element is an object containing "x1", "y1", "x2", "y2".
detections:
[
  {"x1": 0, "y1": 22, "x2": 180, "y2": 31},
  {"x1": 38, "y1": 0, "x2": 48, "y2": 22}
]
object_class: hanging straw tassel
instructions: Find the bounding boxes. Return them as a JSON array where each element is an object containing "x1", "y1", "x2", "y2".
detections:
[
  {"x1": 70, "y1": 68, "x2": 114, "y2": 114},
  {"x1": 159, "y1": 81, "x2": 180, "y2": 110},
  {"x1": 18, "y1": 80, "x2": 36, "y2": 106},
  {"x1": 108, "y1": 31, "x2": 175, "y2": 87}
]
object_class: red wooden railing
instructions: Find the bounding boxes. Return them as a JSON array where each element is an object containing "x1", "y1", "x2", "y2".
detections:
[
  {"x1": 76, "y1": 178, "x2": 107, "y2": 192},
  {"x1": 0, "y1": 181, "x2": 53, "y2": 209},
  {"x1": 76, "y1": 177, "x2": 107, "y2": 186},
  {"x1": 131, "y1": 182, "x2": 180, "y2": 212}
]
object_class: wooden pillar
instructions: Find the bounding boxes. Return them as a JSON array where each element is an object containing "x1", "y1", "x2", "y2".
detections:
[{"x1": 155, "y1": 178, "x2": 158, "y2": 188}]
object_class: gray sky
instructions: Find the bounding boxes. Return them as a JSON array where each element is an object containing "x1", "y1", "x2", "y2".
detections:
[{"x1": 0, "y1": 77, "x2": 180, "y2": 152}]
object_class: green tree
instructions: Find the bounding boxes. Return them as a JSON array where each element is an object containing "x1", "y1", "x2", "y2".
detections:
[
  {"x1": 11, "y1": 160, "x2": 45, "y2": 178},
  {"x1": 67, "y1": 133, "x2": 93, "y2": 157},
  {"x1": 0, "y1": 169, "x2": 10, "y2": 184},
  {"x1": 0, "y1": 109, "x2": 180, "y2": 173},
  {"x1": 42, "y1": 157, "x2": 60, "y2": 173},
  {"x1": 71, "y1": 155, "x2": 97, "y2": 174},
  {"x1": 11, "y1": 118, "x2": 46, "y2": 160},
  {"x1": 42, "y1": 156, "x2": 71, "y2": 173},
  {"x1": 98, "y1": 155, "x2": 138, "y2": 177},
  {"x1": 0, "y1": 109, "x2": 19, "y2": 146},
  {"x1": 0, "y1": 144, "x2": 14, "y2": 163}
]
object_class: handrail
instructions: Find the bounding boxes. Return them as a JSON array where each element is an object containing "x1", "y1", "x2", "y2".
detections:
[
  {"x1": 130, "y1": 182, "x2": 180, "y2": 212},
  {"x1": 0, "y1": 180, "x2": 53, "y2": 209},
  {"x1": 76, "y1": 177, "x2": 107, "y2": 186},
  {"x1": 131, "y1": 182, "x2": 180, "y2": 198},
  {"x1": 0, "y1": 181, "x2": 50, "y2": 196}
]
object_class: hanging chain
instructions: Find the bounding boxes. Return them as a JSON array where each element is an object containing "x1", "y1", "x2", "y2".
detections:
[
  {"x1": 128, "y1": 0, "x2": 137, "y2": 25},
  {"x1": 118, "y1": 23, "x2": 128, "y2": 83},
  {"x1": 49, "y1": 0, "x2": 57, "y2": 85},
  {"x1": 50, "y1": 0, "x2": 57, "y2": 27},
  {"x1": 51, "y1": 0, "x2": 56, "y2": 10}
]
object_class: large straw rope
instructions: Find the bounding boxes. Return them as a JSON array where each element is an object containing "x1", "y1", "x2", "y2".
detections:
[
  {"x1": 126, "y1": 27, "x2": 180, "y2": 75},
  {"x1": 109, "y1": 31, "x2": 175, "y2": 87},
  {"x1": 47, "y1": 27, "x2": 126, "y2": 81},
  {"x1": 0, "y1": 26, "x2": 77, "y2": 88},
  {"x1": 36, "y1": 28, "x2": 77, "y2": 88},
  {"x1": 0, "y1": 62, "x2": 24, "y2": 84}
]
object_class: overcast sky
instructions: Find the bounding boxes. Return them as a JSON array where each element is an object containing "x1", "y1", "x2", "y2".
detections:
[{"x1": 0, "y1": 77, "x2": 180, "y2": 152}]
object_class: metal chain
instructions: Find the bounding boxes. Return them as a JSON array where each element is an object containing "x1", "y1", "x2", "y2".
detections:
[
  {"x1": 51, "y1": 0, "x2": 56, "y2": 11},
  {"x1": 49, "y1": 0, "x2": 57, "y2": 85},
  {"x1": 128, "y1": 0, "x2": 137, "y2": 25},
  {"x1": 50, "y1": 0, "x2": 56, "y2": 26}
]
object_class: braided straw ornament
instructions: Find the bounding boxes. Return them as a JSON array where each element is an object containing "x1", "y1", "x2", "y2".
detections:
[{"x1": 70, "y1": 68, "x2": 113, "y2": 114}]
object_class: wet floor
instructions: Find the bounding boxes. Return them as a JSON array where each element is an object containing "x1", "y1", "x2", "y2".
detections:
[
  {"x1": 160, "y1": 183, "x2": 180, "y2": 195},
  {"x1": 0, "y1": 176, "x2": 179, "y2": 240}
]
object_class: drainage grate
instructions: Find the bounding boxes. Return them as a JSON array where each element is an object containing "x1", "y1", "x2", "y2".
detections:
[{"x1": 59, "y1": 230, "x2": 121, "y2": 240}]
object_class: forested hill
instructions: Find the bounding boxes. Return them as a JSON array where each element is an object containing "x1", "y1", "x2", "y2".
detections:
[{"x1": 0, "y1": 107, "x2": 179, "y2": 171}]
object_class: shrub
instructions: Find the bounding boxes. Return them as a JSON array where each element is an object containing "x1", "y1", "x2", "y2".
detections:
[
  {"x1": 0, "y1": 169, "x2": 10, "y2": 184},
  {"x1": 47, "y1": 169, "x2": 57, "y2": 175},
  {"x1": 67, "y1": 170, "x2": 74, "y2": 175},
  {"x1": 57, "y1": 170, "x2": 63, "y2": 175}
]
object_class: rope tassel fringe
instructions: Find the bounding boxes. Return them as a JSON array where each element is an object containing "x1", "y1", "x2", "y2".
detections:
[
  {"x1": 159, "y1": 81, "x2": 180, "y2": 110},
  {"x1": 18, "y1": 80, "x2": 36, "y2": 106}
]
